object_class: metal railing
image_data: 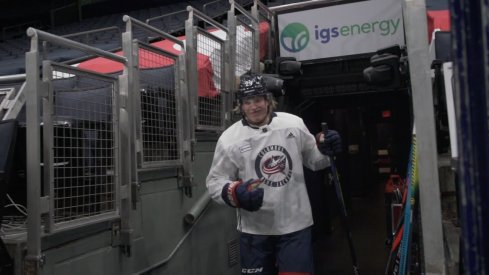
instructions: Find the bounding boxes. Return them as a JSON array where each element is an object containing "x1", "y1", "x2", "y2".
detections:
[
  {"x1": 24, "y1": 27, "x2": 128, "y2": 270},
  {"x1": 122, "y1": 15, "x2": 187, "y2": 169},
  {"x1": 230, "y1": 0, "x2": 260, "y2": 74},
  {"x1": 145, "y1": 10, "x2": 188, "y2": 36},
  {"x1": 137, "y1": 43, "x2": 183, "y2": 167},
  {"x1": 17, "y1": 1, "x2": 276, "y2": 270},
  {"x1": 226, "y1": 0, "x2": 262, "y2": 113},
  {"x1": 186, "y1": 6, "x2": 230, "y2": 132},
  {"x1": 44, "y1": 63, "x2": 120, "y2": 231}
]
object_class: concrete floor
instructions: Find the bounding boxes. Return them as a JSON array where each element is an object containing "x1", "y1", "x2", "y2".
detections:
[
  {"x1": 308, "y1": 167, "x2": 462, "y2": 275},
  {"x1": 310, "y1": 179, "x2": 390, "y2": 275}
]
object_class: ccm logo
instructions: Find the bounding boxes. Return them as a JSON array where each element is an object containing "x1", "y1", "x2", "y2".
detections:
[{"x1": 242, "y1": 267, "x2": 264, "y2": 273}]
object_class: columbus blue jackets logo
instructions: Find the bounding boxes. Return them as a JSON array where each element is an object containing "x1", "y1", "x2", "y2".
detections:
[
  {"x1": 263, "y1": 155, "x2": 287, "y2": 175},
  {"x1": 255, "y1": 145, "x2": 293, "y2": 187}
]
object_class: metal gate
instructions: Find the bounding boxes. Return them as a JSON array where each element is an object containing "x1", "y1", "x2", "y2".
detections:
[
  {"x1": 186, "y1": 7, "x2": 229, "y2": 132},
  {"x1": 24, "y1": 27, "x2": 129, "y2": 271},
  {"x1": 43, "y1": 63, "x2": 120, "y2": 232},
  {"x1": 135, "y1": 42, "x2": 184, "y2": 168}
]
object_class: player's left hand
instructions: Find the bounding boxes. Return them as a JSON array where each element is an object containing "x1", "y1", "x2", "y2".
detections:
[{"x1": 316, "y1": 130, "x2": 342, "y2": 155}]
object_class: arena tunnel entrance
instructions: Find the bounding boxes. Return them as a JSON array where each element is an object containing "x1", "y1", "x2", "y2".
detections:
[{"x1": 279, "y1": 58, "x2": 413, "y2": 274}]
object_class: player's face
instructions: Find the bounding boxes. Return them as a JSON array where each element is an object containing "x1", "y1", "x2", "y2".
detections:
[{"x1": 241, "y1": 96, "x2": 269, "y2": 126}]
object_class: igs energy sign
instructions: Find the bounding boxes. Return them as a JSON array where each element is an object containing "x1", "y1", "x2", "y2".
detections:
[{"x1": 277, "y1": 0, "x2": 405, "y2": 61}]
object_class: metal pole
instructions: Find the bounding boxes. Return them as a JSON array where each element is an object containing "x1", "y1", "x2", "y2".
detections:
[
  {"x1": 124, "y1": 15, "x2": 184, "y2": 47},
  {"x1": 403, "y1": 0, "x2": 446, "y2": 273},
  {"x1": 27, "y1": 27, "x2": 127, "y2": 65},
  {"x1": 186, "y1": 6, "x2": 228, "y2": 33},
  {"x1": 24, "y1": 33, "x2": 43, "y2": 274},
  {"x1": 184, "y1": 192, "x2": 211, "y2": 224},
  {"x1": 0, "y1": 74, "x2": 26, "y2": 84}
]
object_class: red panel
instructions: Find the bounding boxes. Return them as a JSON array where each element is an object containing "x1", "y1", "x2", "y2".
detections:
[
  {"x1": 77, "y1": 21, "x2": 270, "y2": 98},
  {"x1": 427, "y1": 10, "x2": 451, "y2": 43}
]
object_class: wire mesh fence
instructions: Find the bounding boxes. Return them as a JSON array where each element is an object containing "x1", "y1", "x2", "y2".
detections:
[
  {"x1": 137, "y1": 43, "x2": 182, "y2": 166},
  {"x1": 48, "y1": 66, "x2": 118, "y2": 227},
  {"x1": 196, "y1": 29, "x2": 225, "y2": 130}
]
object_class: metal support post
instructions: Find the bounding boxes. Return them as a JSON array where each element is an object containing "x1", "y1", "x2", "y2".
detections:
[{"x1": 403, "y1": 0, "x2": 446, "y2": 274}]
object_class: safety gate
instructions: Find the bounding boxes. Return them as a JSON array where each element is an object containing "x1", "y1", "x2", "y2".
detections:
[
  {"x1": 227, "y1": 0, "x2": 262, "y2": 111},
  {"x1": 43, "y1": 63, "x2": 120, "y2": 232},
  {"x1": 135, "y1": 42, "x2": 184, "y2": 168},
  {"x1": 186, "y1": 7, "x2": 229, "y2": 132},
  {"x1": 23, "y1": 28, "x2": 129, "y2": 271},
  {"x1": 230, "y1": 2, "x2": 259, "y2": 76}
]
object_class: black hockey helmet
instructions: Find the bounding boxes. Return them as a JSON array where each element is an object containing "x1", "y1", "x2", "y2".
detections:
[{"x1": 237, "y1": 72, "x2": 271, "y2": 101}]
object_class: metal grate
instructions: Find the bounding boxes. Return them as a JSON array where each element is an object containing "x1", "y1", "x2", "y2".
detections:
[
  {"x1": 49, "y1": 67, "x2": 118, "y2": 226},
  {"x1": 138, "y1": 43, "x2": 181, "y2": 166},
  {"x1": 196, "y1": 29, "x2": 224, "y2": 130}
]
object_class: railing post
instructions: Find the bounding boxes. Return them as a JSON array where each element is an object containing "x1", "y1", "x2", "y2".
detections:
[
  {"x1": 403, "y1": 0, "x2": 446, "y2": 273},
  {"x1": 24, "y1": 30, "x2": 43, "y2": 275}
]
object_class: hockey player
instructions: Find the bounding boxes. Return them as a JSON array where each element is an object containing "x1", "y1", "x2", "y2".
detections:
[{"x1": 206, "y1": 72, "x2": 341, "y2": 275}]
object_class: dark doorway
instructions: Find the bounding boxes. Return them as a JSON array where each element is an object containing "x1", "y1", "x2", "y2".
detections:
[{"x1": 295, "y1": 89, "x2": 412, "y2": 274}]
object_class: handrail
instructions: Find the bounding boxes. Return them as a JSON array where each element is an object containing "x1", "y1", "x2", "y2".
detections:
[
  {"x1": 124, "y1": 15, "x2": 184, "y2": 48},
  {"x1": 0, "y1": 74, "x2": 26, "y2": 84},
  {"x1": 146, "y1": 9, "x2": 186, "y2": 24},
  {"x1": 203, "y1": 0, "x2": 225, "y2": 14},
  {"x1": 27, "y1": 27, "x2": 127, "y2": 65},
  {"x1": 62, "y1": 26, "x2": 121, "y2": 39},
  {"x1": 254, "y1": 0, "x2": 273, "y2": 15},
  {"x1": 187, "y1": 6, "x2": 229, "y2": 33},
  {"x1": 231, "y1": 0, "x2": 259, "y2": 24},
  {"x1": 133, "y1": 192, "x2": 212, "y2": 274},
  {"x1": 184, "y1": 192, "x2": 211, "y2": 224}
]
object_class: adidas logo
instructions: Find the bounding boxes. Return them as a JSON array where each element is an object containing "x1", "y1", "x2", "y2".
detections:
[{"x1": 287, "y1": 132, "x2": 295, "y2": 138}]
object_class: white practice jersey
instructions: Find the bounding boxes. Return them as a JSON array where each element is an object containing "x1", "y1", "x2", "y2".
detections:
[{"x1": 206, "y1": 112, "x2": 330, "y2": 235}]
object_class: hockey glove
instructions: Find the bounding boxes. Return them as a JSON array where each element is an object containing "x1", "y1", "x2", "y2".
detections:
[
  {"x1": 221, "y1": 179, "x2": 264, "y2": 212},
  {"x1": 317, "y1": 130, "x2": 342, "y2": 155}
]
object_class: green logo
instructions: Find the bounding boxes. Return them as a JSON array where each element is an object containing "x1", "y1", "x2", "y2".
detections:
[{"x1": 280, "y1": 23, "x2": 310, "y2": 53}]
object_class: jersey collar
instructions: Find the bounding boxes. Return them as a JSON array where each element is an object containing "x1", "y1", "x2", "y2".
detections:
[{"x1": 241, "y1": 112, "x2": 277, "y2": 129}]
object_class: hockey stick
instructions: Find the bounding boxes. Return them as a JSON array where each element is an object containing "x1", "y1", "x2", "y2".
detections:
[
  {"x1": 322, "y1": 123, "x2": 360, "y2": 275},
  {"x1": 385, "y1": 133, "x2": 418, "y2": 275}
]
